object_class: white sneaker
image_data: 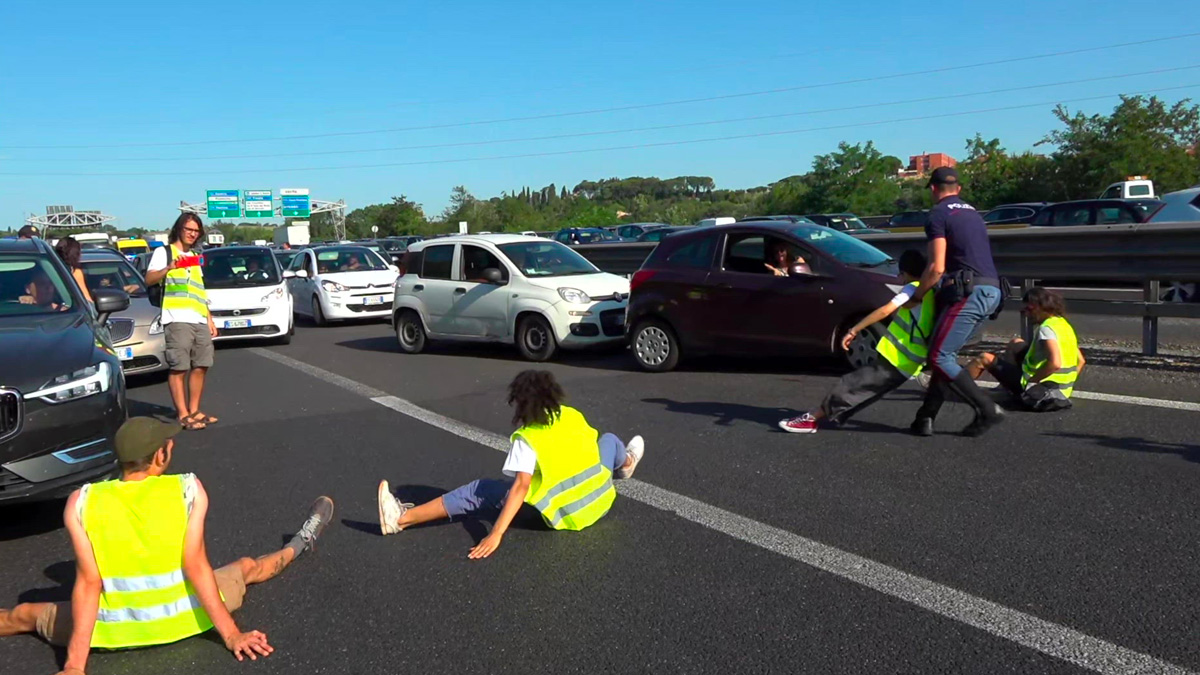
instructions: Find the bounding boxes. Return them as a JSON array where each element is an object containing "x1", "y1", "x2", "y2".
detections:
[
  {"x1": 377, "y1": 480, "x2": 409, "y2": 536},
  {"x1": 616, "y1": 436, "x2": 644, "y2": 479}
]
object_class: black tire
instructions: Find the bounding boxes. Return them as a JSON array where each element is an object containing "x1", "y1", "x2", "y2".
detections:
[
  {"x1": 276, "y1": 321, "x2": 293, "y2": 345},
  {"x1": 311, "y1": 296, "x2": 327, "y2": 327},
  {"x1": 516, "y1": 314, "x2": 558, "y2": 362},
  {"x1": 631, "y1": 318, "x2": 680, "y2": 372},
  {"x1": 395, "y1": 310, "x2": 427, "y2": 354},
  {"x1": 843, "y1": 323, "x2": 884, "y2": 369}
]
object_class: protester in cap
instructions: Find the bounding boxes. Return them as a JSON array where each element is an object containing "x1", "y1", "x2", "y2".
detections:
[
  {"x1": 908, "y1": 166, "x2": 1006, "y2": 437},
  {"x1": 55, "y1": 236, "x2": 95, "y2": 306},
  {"x1": 966, "y1": 287, "x2": 1085, "y2": 412},
  {"x1": 145, "y1": 213, "x2": 219, "y2": 430},
  {"x1": 0, "y1": 417, "x2": 334, "y2": 671},
  {"x1": 376, "y1": 370, "x2": 645, "y2": 559},
  {"x1": 18, "y1": 225, "x2": 39, "y2": 239}
]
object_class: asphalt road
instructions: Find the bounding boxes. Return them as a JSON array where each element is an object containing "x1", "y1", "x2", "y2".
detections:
[{"x1": 2, "y1": 316, "x2": 1198, "y2": 675}]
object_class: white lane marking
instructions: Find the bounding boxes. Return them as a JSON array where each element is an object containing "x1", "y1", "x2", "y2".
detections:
[
  {"x1": 253, "y1": 347, "x2": 1195, "y2": 675},
  {"x1": 974, "y1": 379, "x2": 1200, "y2": 412}
]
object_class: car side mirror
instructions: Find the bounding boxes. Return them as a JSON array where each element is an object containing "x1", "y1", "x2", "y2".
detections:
[
  {"x1": 283, "y1": 270, "x2": 296, "y2": 279},
  {"x1": 93, "y1": 288, "x2": 130, "y2": 324},
  {"x1": 790, "y1": 263, "x2": 816, "y2": 276},
  {"x1": 482, "y1": 268, "x2": 507, "y2": 285},
  {"x1": 388, "y1": 265, "x2": 400, "y2": 274},
  {"x1": 296, "y1": 269, "x2": 309, "y2": 278}
]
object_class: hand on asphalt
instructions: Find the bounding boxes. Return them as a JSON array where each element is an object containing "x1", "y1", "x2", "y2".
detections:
[
  {"x1": 226, "y1": 630, "x2": 273, "y2": 660},
  {"x1": 468, "y1": 532, "x2": 504, "y2": 559}
]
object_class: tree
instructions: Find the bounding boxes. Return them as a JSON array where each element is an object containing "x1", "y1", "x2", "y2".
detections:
[{"x1": 957, "y1": 134, "x2": 1059, "y2": 207}]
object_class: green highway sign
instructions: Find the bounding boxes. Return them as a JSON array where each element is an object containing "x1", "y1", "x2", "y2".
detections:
[
  {"x1": 206, "y1": 189, "x2": 241, "y2": 219},
  {"x1": 280, "y1": 188, "x2": 310, "y2": 217},
  {"x1": 244, "y1": 189, "x2": 274, "y2": 218}
]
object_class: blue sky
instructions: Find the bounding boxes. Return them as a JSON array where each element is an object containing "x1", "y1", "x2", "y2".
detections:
[{"x1": 1, "y1": 1, "x2": 1198, "y2": 229}]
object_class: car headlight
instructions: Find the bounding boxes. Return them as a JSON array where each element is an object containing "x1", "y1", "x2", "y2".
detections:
[
  {"x1": 28, "y1": 362, "x2": 112, "y2": 404},
  {"x1": 149, "y1": 316, "x2": 164, "y2": 335},
  {"x1": 558, "y1": 287, "x2": 591, "y2": 304},
  {"x1": 322, "y1": 280, "x2": 347, "y2": 293},
  {"x1": 260, "y1": 287, "x2": 286, "y2": 303}
]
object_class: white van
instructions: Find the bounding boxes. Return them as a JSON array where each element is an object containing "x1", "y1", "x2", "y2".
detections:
[{"x1": 694, "y1": 217, "x2": 736, "y2": 228}]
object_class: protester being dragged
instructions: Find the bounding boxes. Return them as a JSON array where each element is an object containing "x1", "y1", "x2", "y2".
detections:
[
  {"x1": 376, "y1": 370, "x2": 646, "y2": 559},
  {"x1": 0, "y1": 417, "x2": 335, "y2": 670},
  {"x1": 55, "y1": 236, "x2": 94, "y2": 306},
  {"x1": 780, "y1": 250, "x2": 936, "y2": 433},
  {"x1": 966, "y1": 287, "x2": 1084, "y2": 412}
]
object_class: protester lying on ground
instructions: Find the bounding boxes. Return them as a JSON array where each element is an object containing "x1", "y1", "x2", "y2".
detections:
[
  {"x1": 966, "y1": 287, "x2": 1084, "y2": 412},
  {"x1": 0, "y1": 417, "x2": 334, "y2": 672},
  {"x1": 376, "y1": 369, "x2": 645, "y2": 558},
  {"x1": 779, "y1": 250, "x2": 935, "y2": 434}
]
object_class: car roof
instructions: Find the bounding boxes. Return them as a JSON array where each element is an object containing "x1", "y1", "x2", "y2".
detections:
[
  {"x1": 409, "y1": 234, "x2": 546, "y2": 250},
  {"x1": 1048, "y1": 199, "x2": 1155, "y2": 207},
  {"x1": 80, "y1": 249, "x2": 131, "y2": 261},
  {"x1": 0, "y1": 238, "x2": 48, "y2": 253},
  {"x1": 987, "y1": 203, "x2": 1049, "y2": 209},
  {"x1": 205, "y1": 245, "x2": 272, "y2": 253}
]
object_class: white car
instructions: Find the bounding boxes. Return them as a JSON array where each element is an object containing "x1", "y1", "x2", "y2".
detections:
[
  {"x1": 391, "y1": 234, "x2": 629, "y2": 361},
  {"x1": 285, "y1": 245, "x2": 398, "y2": 325},
  {"x1": 202, "y1": 246, "x2": 295, "y2": 343}
]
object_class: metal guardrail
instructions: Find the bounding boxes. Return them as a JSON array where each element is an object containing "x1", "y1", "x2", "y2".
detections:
[{"x1": 575, "y1": 222, "x2": 1200, "y2": 356}]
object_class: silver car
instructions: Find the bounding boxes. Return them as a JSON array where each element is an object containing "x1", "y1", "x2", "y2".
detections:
[{"x1": 79, "y1": 250, "x2": 167, "y2": 375}]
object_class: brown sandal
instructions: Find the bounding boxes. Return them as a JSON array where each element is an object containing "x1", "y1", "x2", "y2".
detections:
[
  {"x1": 180, "y1": 416, "x2": 207, "y2": 431},
  {"x1": 191, "y1": 412, "x2": 219, "y2": 424}
]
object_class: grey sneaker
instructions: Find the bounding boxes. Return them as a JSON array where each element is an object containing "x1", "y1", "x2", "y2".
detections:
[
  {"x1": 291, "y1": 496, "x2": 334, "y2": 556},
  {"x1": 377, "y1": 480, "x2": 412, "y2": 536},
  {"x1": 616, "y1": 435, "x2": 644, "y2": 479}
]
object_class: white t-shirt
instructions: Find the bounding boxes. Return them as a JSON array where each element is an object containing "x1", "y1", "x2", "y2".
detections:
[
  {"x1": 502, "y1": 438, "x2": 538, "y2": 477},
  {"x1": 888, "y1": 282, "x2": 919, "y2": 308},
  {"x1": 149, "y1": 246, "x2": 206, "y2": 325},
  {"x1": 1035, "y1": 324, "x2": 1057, "y2": 342}
]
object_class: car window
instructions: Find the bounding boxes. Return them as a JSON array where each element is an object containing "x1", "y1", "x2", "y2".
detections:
[
  {"x1": 203, "y1": 249, "x2": 281, "y2": 288},
  {"x1": 789, "y1": 225, "x2": 893, "y2": 270},
  {"x1": 660, "y1": 235, "x2": 716, "y2": 270},
  {"x1": 723, "y1": 235, "x2": 769, "y2": 274},
  {"x1": 1128, "y1": 185, "x2": 1151, "y2": 197},
  {"x1": 0, "y1": 256, "x2": 76, "y2": 316},
  {"x1": 1100, "y1": 186, "x2": 1121, "y2": 199},
  {"x1": 461, "y1": 245, "x2": 509, "y2": 283},
  {"x1": 1060, "y1": 207, "x2": 1092, "y2": 226},
  {"x1": 314, "y1": 247, "x2": 388, "y2": 274},
  {"x1": 421, "y1": 245, "x2": 455, "y2": 279},
  {"x1": 1032, "y1": 209, "x2": 1053, "y2": 226},
  {"x1": 642, "y1": 230, "x2": 666, "y2": 242},
  {"x1": 81, "y1": 259, "x2": 147, "y2": 297},
  {"x1": 497, "y1": 241, "x2": 598, "y2": 277},
  {"x1": 1097, "y1": 207, "x2": 1135, "y2": 225}
]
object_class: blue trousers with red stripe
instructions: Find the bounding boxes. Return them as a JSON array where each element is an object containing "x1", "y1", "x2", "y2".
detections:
[{"x1": 915, "y1": 284, "x2": 1002, "y2": 421}]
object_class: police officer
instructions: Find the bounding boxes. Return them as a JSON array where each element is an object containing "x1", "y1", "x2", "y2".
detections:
[{"x1": 910, "y1": 167, "x2": 1005, "y2": 437}]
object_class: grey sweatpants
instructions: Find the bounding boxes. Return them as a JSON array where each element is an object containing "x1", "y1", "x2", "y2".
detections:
[{"x1": 820, "y1": 361, "x2": 911, "y2": 424}]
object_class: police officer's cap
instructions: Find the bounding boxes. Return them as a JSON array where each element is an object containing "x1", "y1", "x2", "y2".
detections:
[{"x1": 927, "y1": 166, "x2": 959, "y2": 188}]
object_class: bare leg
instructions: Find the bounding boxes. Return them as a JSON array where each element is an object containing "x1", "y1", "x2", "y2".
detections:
[
  {"x1": 168, "y1": 370, "x2": 190, "y2": 421},
  {"x1": 397, "y1": 496, "x2": 450, "y2": 530},
  {"x1": 235, "y1": 547, "x2": 297, "y2": 587},
  {"x1": 0, "y1": 603, "x2": 46, "y2": 636},
  {"x1": 187, "y1": 367, "x2": 208, "y2": 417},
  {"x1": 967, "y1": 353, "x2": 995, "y2": 380}
]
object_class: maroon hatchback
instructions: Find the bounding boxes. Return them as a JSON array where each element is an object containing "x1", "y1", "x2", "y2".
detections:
[{"x1": 626, "y1": 221, "x2": 902, "y2": 372}]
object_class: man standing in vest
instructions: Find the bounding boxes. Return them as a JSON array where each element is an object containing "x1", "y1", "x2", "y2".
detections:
[
  {"x1": 967, "y1": 287, "x2": 1085, "y2": 412},
  {"x1": 146, "y1": 213, "x2": 219, "y2": 431},
  {"x1": 910, "y1": 167, "x2": 1006, "y2": 437},
  {"x1": 0, "y1": 418, "x2": 335, "y2": 671},
  {"x1": 779, "y1": 250, "x2": 935, "y2": 433},
  {"x1": 375, "y1": 370, "x2": 646, "y2": 558}
]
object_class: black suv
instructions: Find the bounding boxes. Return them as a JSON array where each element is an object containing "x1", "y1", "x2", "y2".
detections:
[{"x1": 0, "y1": 238, "x2": 130, "y2": 504}]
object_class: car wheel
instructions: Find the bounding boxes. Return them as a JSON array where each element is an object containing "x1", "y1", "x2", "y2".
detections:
[
  {"x1": 395, "y1": 310, "x2": 426, "y2": 354},
  {"x1": 631, "y1": 318, "x2": 680, "y2": 372},
  {"x1": 276, "y1": 319, "x2": 293, "y2": 345},
  {"x1": 516, "y1": 314, "x2": 558, "y2": 362},
  {"x1": 312, "y1": 296, "x2": 327, "y2": 327},
  {"x1": 843, "y1": 323, "x2": 883, "y2": 369}
]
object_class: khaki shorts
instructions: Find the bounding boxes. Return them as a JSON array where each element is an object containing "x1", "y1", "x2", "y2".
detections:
[
  {"x1": 165, "y1": 322, "x2": 214, "y2": 371},
  {"x1": 36, "y1": 562, "x2": 246, "y2": 647}
]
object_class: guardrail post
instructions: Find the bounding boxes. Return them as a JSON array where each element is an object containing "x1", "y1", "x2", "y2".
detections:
[
  {"x1": 1021, "y1": 279, "x2": 1035, "y2": 338},
  {"x1": 1143, "y1": 280, "x2": 1160, "y2": 356}
]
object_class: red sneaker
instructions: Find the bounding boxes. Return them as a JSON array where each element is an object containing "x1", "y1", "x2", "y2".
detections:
[{"x1": 778, "y1": 413, "x2": 819, "y2": 434}]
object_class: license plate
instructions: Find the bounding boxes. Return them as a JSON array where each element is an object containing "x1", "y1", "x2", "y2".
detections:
[
  {"x1": 118, "y1": 347, "x2": 135, "y2": 361},
  {"x1": 224, "y1": 319, "x2": 251, "y2": 329},
  {"x1": 363, "y1": 296, "x2": 385, "y2": 306}
]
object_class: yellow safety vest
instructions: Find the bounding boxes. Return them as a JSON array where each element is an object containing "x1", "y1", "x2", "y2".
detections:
[
  {"x1": 1021, "y1": 315, "x2": 1080, "y2": 397},
  {"x1": 512, "y1": 406, "x2": 616, "y2": 531},
  {"x1": 876, "y1": 283, "x2": 936, "y2": 378},
  {"x1": 162, "y1": 244, "x2": 208, "y2": 317},
  {"x1": 83, "y1": 475, "x2": 214, "y2": 649}
]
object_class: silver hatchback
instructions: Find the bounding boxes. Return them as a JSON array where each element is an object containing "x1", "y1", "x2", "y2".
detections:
[{"x1": 79, "y1": 251, "x2": 167, "y2": 375}]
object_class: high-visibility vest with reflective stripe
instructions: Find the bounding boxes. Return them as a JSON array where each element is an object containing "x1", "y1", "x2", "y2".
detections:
[
  {"x1": 876, "y1": 283, "x2": 936, "y2": 378},
  {"x1": 162, "y1": 244, "x2": 208, "y2": 316},
  {"x1": 83, "y1": 475, "x2": 214, "y2": 649},
  {"x1": 512, "y1": 406, "x2": 616, "y2": 531},
  {"x1": 1021, "y1": 315, "x2": 1080, "y2": 397}
]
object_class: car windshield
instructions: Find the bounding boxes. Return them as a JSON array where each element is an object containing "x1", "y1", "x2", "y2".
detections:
[
  {"x1": 80, "y1": 241, "x2": 115, "y2": 251},
  {"x1": 790, "y1": 225, "x2": 894, "y2": 269},
  {"x1": 378, "y1": 240, "x2": 405, "y2": 252},
  {"x1": 119, "y1": 244, "x2": 148, "y2": 255},
  {"x1": 825, "y1": 215, "x2": 869, "y2": 231},
  {"x1": 574, "y1": 229, "x2": 618, "y2": 243},
  {"x1": 0, "y1": 255, "x2": 77, "y2": 316},
  {"x1": 497, "y1": 241, "x2": 600, "y2": 277},
  {"x1": 315, "y1": 246, "x2": 388, "y2": 274},
  {"x1": 274, "y1": 250, "x2": 301, "y2": 268},
  {"x1": 81, "y1": 258, "x2": 147, "y2": 297},
  {"x1": 202, "y1": 249, "x2": 282, "y2": 288}
]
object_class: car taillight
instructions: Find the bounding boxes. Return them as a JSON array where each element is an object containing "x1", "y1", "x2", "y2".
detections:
[{"x1": 630, "y1": 270, "x2": 657, "y2": 293}]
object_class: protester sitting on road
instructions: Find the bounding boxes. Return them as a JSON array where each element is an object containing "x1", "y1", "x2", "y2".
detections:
[
  {"x1": 780, "y1": 250, "x2": 935, "y2": 433},
  {"x1": 0, "y1": 417, "x2": 335, "y2": 671},
  {"x1": 965, "y1": 287, "x2": 1084, "y2": 412},
  {"x1": 765, "y1": 240, "x2": 810, "y2": 276},
  {"x1": 18, "y1": 269, "x2": 68, "y2": 311},
  {"x1": 55, "y1": 237, "x2": 95, "y2": 306},
  {"x1": 376, "y1": 370, "x2": 646, "y2": 558}
]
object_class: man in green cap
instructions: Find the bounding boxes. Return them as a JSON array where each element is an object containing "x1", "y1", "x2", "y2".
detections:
[{"x1": 0, "y1": 417, "x2": 334, "y2": 673}]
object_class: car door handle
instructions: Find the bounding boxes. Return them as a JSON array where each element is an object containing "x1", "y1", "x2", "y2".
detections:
[
  {"x1": 413, "y1": 284, "x2": 424, "y2": 291},
  {"x1": 454, "y1": 288, "x2": 466, "y2": 294}
]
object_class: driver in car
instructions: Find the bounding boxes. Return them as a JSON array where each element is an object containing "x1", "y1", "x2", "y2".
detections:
[
  {"x1": 19, "y1": 269, "x2": 68, "y2": 311},
  {"x1": 340, "y1": 255, "x2": 363, "y2": 272},
  {"x1": 765, "y1": 241, "x2": 810, "y2": 276}
]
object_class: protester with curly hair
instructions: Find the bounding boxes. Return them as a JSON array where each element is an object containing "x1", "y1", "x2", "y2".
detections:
[
  {"x1": 376, "y1": 370, "x2": 645, "y2": 559},
  {"x1": 54, "y1": 236, "x2": 94, "y2": 306}
]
